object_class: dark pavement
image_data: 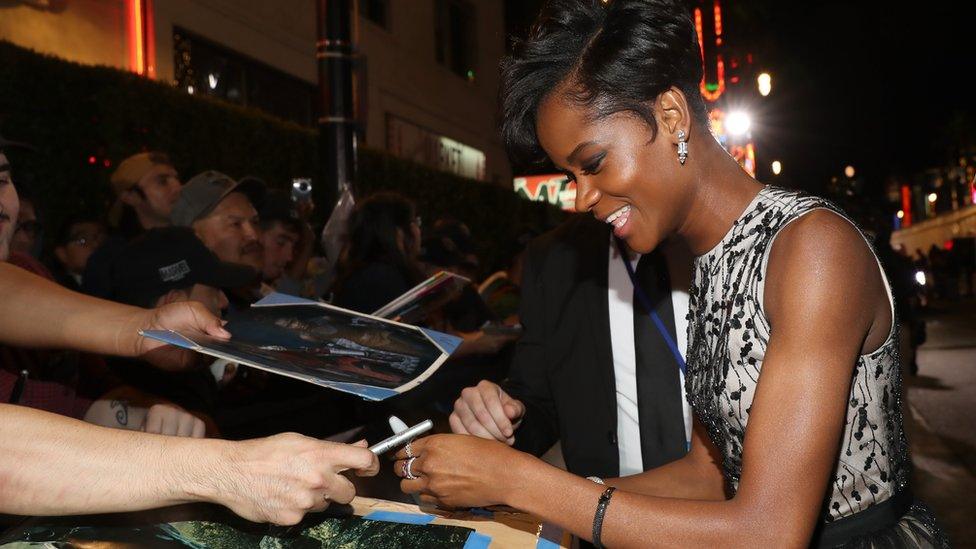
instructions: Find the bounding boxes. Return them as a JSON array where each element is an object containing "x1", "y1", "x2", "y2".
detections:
[{"x1": 906, "y1": 298, "x2": 976, "y2": 547}]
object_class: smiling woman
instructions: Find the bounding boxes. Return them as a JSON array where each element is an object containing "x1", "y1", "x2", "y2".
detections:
[{"x1": 393, "y1": 1, "x2": 947, "y2": 547}]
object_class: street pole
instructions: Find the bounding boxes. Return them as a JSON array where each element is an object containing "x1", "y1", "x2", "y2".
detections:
[{"x1": 316, "y1": 0, "x2": 356, "y2": 211}]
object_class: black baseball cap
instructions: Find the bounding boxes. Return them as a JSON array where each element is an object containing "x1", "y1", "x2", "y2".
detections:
[{"x1": 111, "y1": 227, "x2": 258, "y2": 308}]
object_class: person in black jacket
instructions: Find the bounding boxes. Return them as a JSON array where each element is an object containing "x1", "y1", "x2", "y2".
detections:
[{"x1": 450, "y1": 214, "x2": 692, "y2": 480}]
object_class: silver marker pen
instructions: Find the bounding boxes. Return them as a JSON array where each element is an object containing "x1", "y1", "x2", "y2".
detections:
[{"x1": 368, "y1": 419, "x2": 433, "y2": 455}]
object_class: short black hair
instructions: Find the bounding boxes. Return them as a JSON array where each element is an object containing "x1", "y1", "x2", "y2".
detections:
[{"x1": 500, "y1": 0, "x2": 708, "y2": 168}]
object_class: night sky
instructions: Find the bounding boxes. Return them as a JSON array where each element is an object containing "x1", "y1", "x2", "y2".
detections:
[{"x1": 504, "y1": 0, "x2": 976, "y2": 195}]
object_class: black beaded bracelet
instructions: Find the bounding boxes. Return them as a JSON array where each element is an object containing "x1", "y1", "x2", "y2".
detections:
[{"x1": 591, "y1": 486, "x2": 616, "y2": 548}]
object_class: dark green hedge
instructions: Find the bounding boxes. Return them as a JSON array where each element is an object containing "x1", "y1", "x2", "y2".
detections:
[{"x1": 0, "y1": 40, "x2": 561, "y2": 272}]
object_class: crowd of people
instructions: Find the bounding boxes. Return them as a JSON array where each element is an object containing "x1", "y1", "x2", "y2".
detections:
[
  {"x1": 1, "y1": 141, "x2": 528, "y2": 435},
  {"x1": 0, "y1": 131, "x2": 533, "y2": 525}
]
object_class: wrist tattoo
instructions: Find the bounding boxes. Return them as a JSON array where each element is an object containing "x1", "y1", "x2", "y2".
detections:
[{"x1": 110, "y1": 400, "x2": 130, "y2": 425}]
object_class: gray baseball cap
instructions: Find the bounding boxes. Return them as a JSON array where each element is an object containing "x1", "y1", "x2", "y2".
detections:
[{"x1": 170, "y1": 170, "x2": 264, "y2": 227}]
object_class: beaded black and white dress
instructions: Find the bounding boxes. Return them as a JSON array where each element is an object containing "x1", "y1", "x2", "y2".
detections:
[{"x1": 685, "y1": 186, "x2": 946, "y2": 547}]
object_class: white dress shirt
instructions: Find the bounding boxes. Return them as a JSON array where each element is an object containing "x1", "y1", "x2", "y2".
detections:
[{"x1": 609, "y1": 239, "x2": 693, "y2": 476}]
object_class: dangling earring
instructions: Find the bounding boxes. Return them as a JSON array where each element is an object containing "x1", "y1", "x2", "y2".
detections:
[{"x1": 677, "y1": 130, "x2": 689, "y2": 165}]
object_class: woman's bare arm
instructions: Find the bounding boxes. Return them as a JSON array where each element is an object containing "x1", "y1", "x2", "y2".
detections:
[
  {"x1": 606, "y1": 419, "x2": 727, "y2": 501},
  {"x1": 403, "y1": 211, "x2": 888, "y2": 547}
]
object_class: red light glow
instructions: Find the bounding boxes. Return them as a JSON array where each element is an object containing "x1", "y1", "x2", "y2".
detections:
[
  {"x1": 126, "y1": 0, "x2": 155, "y2": 77},
  {"x1": 713, "y1": 0, "x2": 722, "y2": 37},
  {"x1": 696, "y1": 1, "x2": 726, "y2": 102},
  {"x1": 900, "y1": 185, "x2": 913, "y2": 228}
]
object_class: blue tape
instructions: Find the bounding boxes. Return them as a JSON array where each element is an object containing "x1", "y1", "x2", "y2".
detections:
[
  {"x1": 253, "y1": 292, "x2": 321, "y2": 307},
  {"x1": 536, "y1": 538, "x2": 562, "y2": 549},
  {"x1": 463, "y1": 532, "x2": 492, "y2": 549},
  {"x1": 327, "y1": 382, "x2": 400, "y2": 401},
  {"x1": 420, "y1": 327, "x2": 464, "y2": 355},
  {"x1": 362, "y1": 511, "x2": 435, "y2": 525}
]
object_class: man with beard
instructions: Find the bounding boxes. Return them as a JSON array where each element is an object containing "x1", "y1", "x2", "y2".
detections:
[{"x1": 171, "y1": 172, "x2": 355, "y2": 439}]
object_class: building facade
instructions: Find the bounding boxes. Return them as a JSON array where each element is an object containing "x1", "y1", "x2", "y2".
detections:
[{"x1": 0, "y1": 0, "x2": 510, "y2": 184}]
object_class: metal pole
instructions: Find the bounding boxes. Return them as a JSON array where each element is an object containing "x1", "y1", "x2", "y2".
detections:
[{"x1": 316, "y1": 0, "x2": 356, "y2": 210}]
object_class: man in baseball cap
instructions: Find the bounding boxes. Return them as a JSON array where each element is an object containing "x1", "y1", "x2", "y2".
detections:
[
  {"x1": 109, "y1": 152, "x2": 182, "y2": 236},
  {"x1": 111, "y1": 226, "x2": 257, "y2": 313},
  {"x1": 108, "y1": 227, "x2": 257, "y2": 415},
  {"x1": 83, "y1": 152, "x2": 182, "y2": 299},
  {"x1": 171, "y1": 171, "x2": 265, "y2": 274}
]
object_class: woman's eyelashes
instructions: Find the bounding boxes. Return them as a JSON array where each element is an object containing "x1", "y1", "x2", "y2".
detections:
[
  {"x1": 557, "y1": 152, "x2": 606, "y2": 182},
  {"x1": 580, "y1": 152, "x2": 606, "y2": 176}
]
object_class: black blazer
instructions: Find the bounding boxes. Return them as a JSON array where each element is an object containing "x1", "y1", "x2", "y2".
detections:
[{"x1": 504, "y1": 215, "x2": 686, "y2": 479}]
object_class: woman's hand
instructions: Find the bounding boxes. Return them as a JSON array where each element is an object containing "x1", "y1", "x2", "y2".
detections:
[{"x1": 392, "y1": 434, "x2": 525, "y2": 509}]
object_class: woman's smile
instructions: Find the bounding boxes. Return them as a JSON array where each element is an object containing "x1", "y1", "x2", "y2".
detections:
[{"x1": 602, "y1": 204, "x2": 633, "y2": 237}]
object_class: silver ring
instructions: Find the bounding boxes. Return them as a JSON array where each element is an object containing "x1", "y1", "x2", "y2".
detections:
[
  {"x1": 404, "y1": 442, "x2": 414, "y2": 459},
  {"x1": 403, "y1": 457, "x2": 419, "y2": 480}
]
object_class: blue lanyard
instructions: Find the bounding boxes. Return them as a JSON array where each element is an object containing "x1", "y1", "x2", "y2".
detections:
[{"x1": 615, "y1": 239, "x2": 687, "y2": 377}]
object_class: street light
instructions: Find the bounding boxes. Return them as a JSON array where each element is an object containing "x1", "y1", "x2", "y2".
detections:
[
  {"x1": 771, "y1": 160, "x2": 782, "y2": 175},
  {"x1": 928, "y1": 193, "x2": 938, "y2": 203},
  {"x1": 844, "y1": 165, "x2": 855, "y2": 178},
  {"x1": 726, "y1": 111, "x2": 751, "y2": 137},
  {"x1": 896, "y1": 210, "x2": 905, "y2": 219},
  {"x1": 758, "y1": 73, "x2": 772, "y2": 97}
]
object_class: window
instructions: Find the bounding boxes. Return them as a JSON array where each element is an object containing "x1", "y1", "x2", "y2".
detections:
[
  {"x1": 434, "y1": 0, "x2": 477, "y2": 82},
  {"x1": 173, "y1": 28, "x2": 315, "y2": 127},
  {"x1": 361, "y1": 0, "x2": 390, "y2": 29}
]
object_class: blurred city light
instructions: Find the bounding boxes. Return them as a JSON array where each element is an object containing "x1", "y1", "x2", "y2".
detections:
[
  {"x1": 771, "y1": 160, "x2": 782, "y2": 175},
  {"x1": 844, "y1": 165, "x2": 855, "y2": 178},
  {"x1": 928, "y1": 192, "x2": 938, "y2": 203},
  {"x1": 915, "y1": 270, "x2": 927, "y2": 286},
  {"x1": 208, "y1": 73, "x2": 218, "y2": 89},
  {"x1": 726, "y1": 111, "x2": 751, "y2": 136},
  {"x1": 187, "y1": 85, "x2": 195, "y2": 95},
  {"x1": 896, "y1": 210, "x2": 905, "y2": 219},
  {"x1": 757, "y1": 73, "x2": 772, "y2": 97}
]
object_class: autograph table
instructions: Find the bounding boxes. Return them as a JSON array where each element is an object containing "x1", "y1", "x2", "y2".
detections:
[
  {"x1": 353, "y1": 497, "x2": 570, "y2": 547},
  {"x1": 0, "y1": 496, "x2": 571, "y2": 548}
]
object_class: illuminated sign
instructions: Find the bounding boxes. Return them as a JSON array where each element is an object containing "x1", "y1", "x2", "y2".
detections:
[
  {"x1": 386, "y1": 115, "x2": 486, "y2": 180},
  {"x1": 695, "y1": 0, "x2": 726, "y2": 102},
  {"x1": 513, "y1": 174, "x2": 577, "y2": 211}
]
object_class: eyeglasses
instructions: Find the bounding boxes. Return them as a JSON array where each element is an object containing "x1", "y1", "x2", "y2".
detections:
[{"x1": 15, "y1": 220, "x2": 41, "y2": 235}]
